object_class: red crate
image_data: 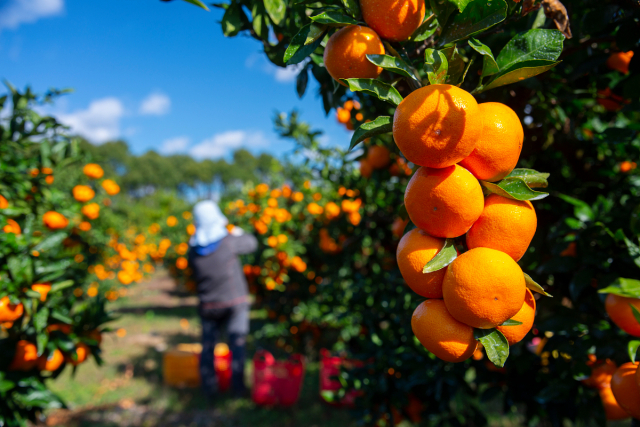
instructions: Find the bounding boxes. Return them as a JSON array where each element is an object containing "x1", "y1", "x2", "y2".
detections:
[{"x1": 252, "y1": 350, "x2": 305, "y2": 406}]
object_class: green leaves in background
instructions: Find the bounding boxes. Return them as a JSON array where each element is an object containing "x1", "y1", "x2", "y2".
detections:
[
  {"x1": 340, "y1": 0, "x2": 360, "y2": 19},
  {"x1": 629, "y1": 340, "x2": 640, "y2": 363},
  {"x1": 422, "y1": 238, "x2": 457, "y2": 273},
  {"x1": 598, "y1": 278, "x2": 640, "y2": 298},
  {"x1": 480, "y1": 177, "x2": 549, "y2": 201},
  {"x1": 181, "y1": 0, "x2": 209, "y2": 10},
  {"x1": 474, "y1": 328, "x2": 509, "y2": 368},
  {"x1": 441, "y1": 45, "x2": 466, "y2": 85},
  {"x1": 525, "y1": 273, "x2": 552, "y2": 297},
  {"x1": 409, "y1": 14, "x2": 438, "y2": 42},
  {"x1": 558, "y1": 194, "x2": 595, "y2": 223},
  {"x1": 438, "y1": 0, "x2": 507, "y2": 46},
  {"x1": 424, "y1": 49, "x2": 448, "y2": 85},
  {"x1": 341, "y1": 79, "x2": 403, "y2": 106},
  {"x1": 221, "y1": 2, "x2": 247, "y2": 36},
  {"x1": 251, "y1": 2, "x2": 270, "y2": 40},
  {"x1": 310, "y1": 11, "x2": 359, "y2": 26},
  {"x1": 264, "y1": 0, "x2": 286, "y2": 25},
  {"x1": 473, "y1": 29, "x2": 564, "y2": 93},
  {"x1": 284, "y1": 24, "x2": 326, "y2": 64},
  {"x1": 366, "y1": 54, "x2": 420, "y2": 83},
  {"x1": 349, "y1": 116, "x2": 392, "y2": 151}
]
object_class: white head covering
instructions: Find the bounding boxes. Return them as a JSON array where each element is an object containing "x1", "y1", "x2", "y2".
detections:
[{"x1": 189, "y1": 200, "x2": 229, "y2": 247}]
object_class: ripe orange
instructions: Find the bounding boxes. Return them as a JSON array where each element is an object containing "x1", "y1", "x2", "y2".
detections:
[
  {"x1": 176, "y1": 257, "x2": 188, "y2": 270},
  {"x1": 496, "y1": 289, "x2": 536, "y2": 345},
  {"x1": 83, "y1": 163, "x2": 104, "y2": 179},
  {"x1": 396, "y1": 228, "x2": 446, "y2": 298},
  {"x1": 605, "y1": 293, "x2": 640, "y2": 336},
  {"x1": 43, "y1": 211, "x2": 68, "y2": 230},
  {"x1": 0, "y1": 195, "x2": 8, "y2": 209},
  {"x1": 9, "y1": 340, "x2": 38, "y2": 371},
  {"x1": 361, "y1": 0, "x2": 425, "y2": 42},
  {"x1": 31, "y1": 283, "x2": 52, "y2": 302},
  {"x1": 360, "y1": 158, "x2": 373, "y2": 178},
  {"x1": 607, "y1": 51, "x2": 634, "y2": 74},
  {"x1": 411, "y1": 299, "x2": 477, "y2": 362},
  {"x1": 611, "y1": 362, "x2": 640, "y2": 419},
  {"x1": 583, "y1": 355, "x2": 617, "y2": 389},
  {"x1": 367, "y1": 145, "x2": 391, "y2": 169},
  {"x1": 459, "y1": 102, "x2": 523, "y2": 182},
  {"x1": 0, "y1": 296, "x2": 24, "y2": 322},
  {"x1": 66, "y1": 343, "x2": 90, "y2": 366},
  {"x1": 442, "y1": 247, "x2": 526, "y2": 329},
  {"x1": 72, "y1": 185, "x2": 95, "y2": 202},
  {"x1": 3, "y1": 219, "x2": 21, "y2": 235},
  {"x1": 38, "y1": 348, "x2": 65, "y2": 372},
  {"x1": 323, "y1": 25, "x2": 384, "y2": 85},
  {"x1": 81, "y1": 203, "x2": 100, "y2": 220},
  {"x1": 404, "y1": 165, "x2": 484, "y2": 238},
  {"x1": 599, "y1": 386, "x2": 630, "y2": 420},
  {"x1": 621, "y1": 161, "x2": 637, "y2": 173},
  {"x1": 391, "y1": 217, "x2": 409, "y2": 238},
  {"x1": 466, "y1": 194, "x2": 537, "y2": 261},
  {"x1": 336, "y1": 107, "x2": 351, "y2": 124},
  {"x1": 102, "y1": 179, "x2": 120, "y2": 195},
  {"x1": 393, "y1": 84, "x2": 481, "y2": 168}
]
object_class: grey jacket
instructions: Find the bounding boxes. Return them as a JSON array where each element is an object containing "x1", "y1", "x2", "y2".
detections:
[{"x1": 188, "y1": 233, "x2": 258, "y2": 308}]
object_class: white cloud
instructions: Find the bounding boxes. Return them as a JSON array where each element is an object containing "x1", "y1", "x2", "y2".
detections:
[
  {"x1": 189, "y1": 130, "x2": 268, "y2": 159},
  {"x1": 160, "y1": 136, "x2": 190, "y2": 154},
  {"x1": 0, "y1": 0, "x2": 64, "y2": 31},
  {"x1": 139, "y1": 92, "x2": 170, "y2": 116},
  {"x1": 245, "y1": 53, "x2": 304, "y2": 83},
  {"x1": 57, "y1": 97, "x2": 124, "y2": 144}
]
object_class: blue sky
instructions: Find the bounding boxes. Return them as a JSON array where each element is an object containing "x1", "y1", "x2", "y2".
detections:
[{"x1": 0, "y1": 0, "x2": 349, "y2": 159}]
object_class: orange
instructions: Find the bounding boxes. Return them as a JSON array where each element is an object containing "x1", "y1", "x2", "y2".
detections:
[
  {"x1": 599, "y1": 386, "x2": 630, "y2": 420},
  {"x1": 43, "y1": 211, "x2": 68, "y2": 230},
  {"x1": 583, "y1": 355, "x2": 617, "y2": 389},
  {"x1": 176, "y1": 257, "x2": 188, "y2": 270},
  {"x1": 83, "y1": 163, "x2": 104, "y2": 179},
  {"x1": 47, "y1": 323, "x2": 72, "y2": 334},
  {"x1": 393, "y1": 84, "x2": 481, "y2": 168},
  {"x1": 459, "y1": 102, "x2": 523, "y2": 181},
  {"x1": 496, "y1": 289, "x2": 536, "y2": 345},
  {"x1": 396, "y1": 228, "x2": 446, "y2": 298},
  {"x1": 323, "y1": 25, "x2": 384, "y2": 85},
  {"x1": 367, "y1": 145, "x2": 391, "y2": 169},
  {"x1": 72, "y1": 185, "x2": 95, "y2": 202},
  {"x1": 411, "y1": 299, "x2": 477, "y2": 363},
  {"x1": 442, "y1": 247, "x2": 526, "y2": 329},
  {"x1": 607, "y1": 51, "x2": 634, "y2": 74},
  {"x1": 391, "y1": 217, "x2": 409, "y2": 238},
  {"x1": 9, "y1": 340, "x2": 38, "y2": 371},
  {"x1": 0, "y1": 195, "x2": 8, "y2": 208},
  {"x1": 605, "y1": 293, "x2": 640, "y2": 337},
  {"x1": 621, "y1": 161, "x2": 637, "y2": 173},
  {"x1": 361, "y1": 0, "x2": 425, "y2": 42},
  {"x1": 31, "y1": 283, "x2": 52, "y2": 302},
  {"x1": 636, "y1": 362, "x2": 640, "y2": 390},
  {"x1": 466, "y1": 194, "x2": 537, "y2": 261},
  {"x1": 45, "y1": 175, "x2": 54, "y2": 184},
  {"x1": 336, "y1": 107, "x2": 351, "y2": 124},
  {"x1": 214, "y1": 343, "x2": 230, "y2": 357},
  {"x1": 611, "y1": 362, "x2": 640, "y2": 419},
  {"x1": 38, "y1": 348, "x2": 65, "y2": 372},
  {"x1": 597, "y1": 88, "x2": 628, "y2": 112},
  {"x1": 3, "y1": 219, "x2": 21, "y2": 235},
  {"x1": 360, "y1": 158, "x2": 373, "y2": 178},
  {"x1": 404, "y1": 165, "x2": 484, "y2": 238},
  {"x1": 0, "y1": 296, "x2": 24, "y2": 322},
  {"x1": 102, "y1": 179, "x2": 120, "y2": 195},
  {"x1": 66, "y1": 343, "x2": 90, "y2": 366},
  {"x1": 81, "y1": 203, "x2": 100, "y2": 220}
]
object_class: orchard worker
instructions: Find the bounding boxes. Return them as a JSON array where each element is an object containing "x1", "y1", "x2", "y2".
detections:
[{"x1": 188, "y1": 200, "x2": 257, "y2": 397}]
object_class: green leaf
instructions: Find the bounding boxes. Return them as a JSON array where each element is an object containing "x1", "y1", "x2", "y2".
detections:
[
  {"x1": 438, "y1": 0, "x2": 507, "y2": 46},
  {"x1": 221, "y1": 3, "x2": 246, "y2": 37},
  {"x1": 33, "y1": 307, "x2": 49, "y2": 332},
  {"x1": 500, "y1": 319, "x2": 524, "y2": 326},
  {"x1": 629, "y1": 340, "x2": 640, "y2": 363},
  {"x1": 309, "y1": 11, "x2": 359, "y2": 26},
  {"x1": 599, "y1": 278, "x2": 640, "y2": 298},
  {"x1": 251, "y1": 3, "x2": 270, "y2": 40},
  {"x1": 480, "y1": 177, "x2": 549, "y2": 201},
  {"x1": 424, "y1": 49, "x2": 448, "y2": 85},
  {"x1": 340, "y1": 0, "x2": 361, "y2": 18},
  {"x1": 495, "y1": 29, "x2": 564, "y2": 71},
  {"x1": 296, "y1": 66, "x2": 309, "y2": 98},
  {"x1": 409, "y1": 14, "x2": 438, "y2": 42},
  {"x1": 50, "y1": 280, "x2": 74, "y2": 293},
  {"x1": 558, "y1": 194, "x2": 594, "y2": 222},
  {"x1": 264, "y1": 0, "x2": 286, "y2": 25},
  {"x1": 506, "y1": 169, "x2": 549, "y2": 188},
  {"x1": 468, "y1": 38, "x2": 499, "y2": 77},
  {"x1": 349, "y1": 116, "x2": 393, "y2": 151},
  {"x1": 478, "y1": 60, "x2": 560, "y2": 92},
  {"x1": 632, "y1": 305, "x2": 640, "y2": 326},
  {"x1": 474, "y1": 328, "x2": 509, "y2": 368},
  {"x1": 341, "y1": 79, "x2": 403, "y2": 106},
  {"x1": 524, "y1": 273, "x2": 552, "y2": 297},
  {"x1": 428, "y1": 0, "x2": 456, "y2": 28},
  {"x1": 423, "y1": 238, "x2": 457, "y2": 273},
  {"x1": 304, "y1": 24, "x2": 327, "y2": 45},
  {"x1": 33, "y1": 232, "x2": 67, "y2": 252},
  {"x1": 441, "y1": 45, "x2": 465, "y2": 85},
  {"x1": 366, "y1": 54, "x2": 419, "y2": 82},
  {"x1": 181, "y1": 0, "x2": 210, "y2": 11},
  {"x1": 284, "y1": 24, "x2": 326, "y2": 65},
  {"x1": 51, "y1": 311, "x2": 73, "y2": 324},
  {"x1": 0, "y1": 379, "x2": 15, "y2": 393}
]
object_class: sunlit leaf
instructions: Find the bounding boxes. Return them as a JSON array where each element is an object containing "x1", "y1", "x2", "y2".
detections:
[
  {"x1": 474, "y1": 328, "x2": 509, "y2": 368},
  {"x1": 341, "y1": 79, "x2": 403, "y2": 106},
  {"x1": 349, "y1": 116, "x2": 392, "y2": 151},
  {"x1": 423, "y1": 238, "x2": 457, "y2": 273}
]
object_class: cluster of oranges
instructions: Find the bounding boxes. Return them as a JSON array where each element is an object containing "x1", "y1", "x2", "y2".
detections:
[
  {"x1": 597, "y1": 50, "x2": 634, "y2": 111},
  {"x1": 335, "y1": 99, "x2": 363, "y2": 131},
  {"x1": 359, "y1": 143, "x2": 413, "y2": 179},
  {"x1": 389, "y1": 84, "x2": 538, "y2": 362},
  {"x1": 583, "y1": 355, "x2": 640, "y2": 421}
]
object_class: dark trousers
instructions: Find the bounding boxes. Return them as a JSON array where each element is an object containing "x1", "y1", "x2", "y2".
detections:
[{"x1": 200, "y1": 302, "x2": 249, "y2": 396}]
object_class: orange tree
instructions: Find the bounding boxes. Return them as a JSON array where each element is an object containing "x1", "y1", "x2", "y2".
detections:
[
  {"x1": 160, "y1": 0, "x2": 640, "y2": 424},
  {"x1": 0, "y1": 85, "x2": 155, "y2": 425}
]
